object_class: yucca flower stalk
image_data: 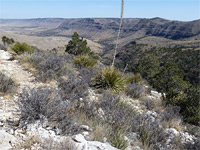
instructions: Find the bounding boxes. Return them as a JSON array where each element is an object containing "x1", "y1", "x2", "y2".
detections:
[{"x1": 111, "y1": 0, "x2": 124, "y2": 67}]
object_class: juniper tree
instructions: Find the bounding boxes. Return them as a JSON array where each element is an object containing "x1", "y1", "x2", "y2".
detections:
[{"x1": 65, "y1": 32, "x2": 91, "y2": 55}]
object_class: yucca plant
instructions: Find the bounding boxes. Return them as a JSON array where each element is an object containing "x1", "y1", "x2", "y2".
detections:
[
  {"x1": 94, "y1": 67, "x2": 126, "y2": 93},
  {"x1": 73, "y1": 55, "x2": 97, "y2": 68}
]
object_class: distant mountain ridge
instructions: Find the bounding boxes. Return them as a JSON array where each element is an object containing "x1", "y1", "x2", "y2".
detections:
[
  {"x1": 53, "y1": 18, "x2": 200, "y2": 40},
  {"x1": 0, "y1": 17, "x2": 199, "y2": 48}
]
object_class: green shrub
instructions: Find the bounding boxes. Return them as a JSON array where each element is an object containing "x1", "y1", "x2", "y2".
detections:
[
  {"x1": 73, "y1": 55, "x2": 97, "y2": 68},
  {"x1": 126, "y1": 73, "x2": 142, "y2": 84},
  {"x1": 177, "y1": 86, "x2": 200, "y2": 125},
  {"x1": 109, "y1": 128, "x2": 128, "y2": 149},
  {"x1": 94, "y1": 67, "x2": 126, "y2": 93},
  {"x1": 0, "y1": 72, "x2": 17, "y2": 94},
  {"x1": 2, "y1": 36, "x2": 14, "y2": 46},
  {"x1": 126, "y1": 83, "x2": 146, "y2": 99},
  {"x1": 11, "y1": 42, "x2": 34, "y2": 55}
]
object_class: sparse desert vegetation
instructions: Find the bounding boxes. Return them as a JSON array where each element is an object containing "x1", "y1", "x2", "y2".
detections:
[
  {"x1": 0, "y1": 2, "x2": 199, "y2": 149},
  {"x1": 0, "y1": 71, "x2": 17, "y2": 94},
  {"x1": 4, "y1": 31, "x2": 196, "y2": 150}
]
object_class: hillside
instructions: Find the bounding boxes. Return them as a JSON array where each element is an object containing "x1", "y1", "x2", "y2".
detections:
[
  {"x1": 0, "y1": 48, "x2": 199, "y2": 150},
  {"x1": 0, "y1": 18, "x2": 199, "y2": 52}
]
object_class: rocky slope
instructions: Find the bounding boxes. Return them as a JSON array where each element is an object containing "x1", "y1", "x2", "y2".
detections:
[
  {"x1": 0, "y1": 49, "x2": 199, "y2": 150},
  {"x1": 0, "y1": 50, "x2": 118, "y2": 150}
]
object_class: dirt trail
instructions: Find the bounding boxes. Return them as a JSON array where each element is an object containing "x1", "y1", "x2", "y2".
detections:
[
  {"x1": 0, "y1": 50, "x2": 46, "y2": 149},
  {"x1": 0, "y1": 50, "x2": 38, "y2": 118}
]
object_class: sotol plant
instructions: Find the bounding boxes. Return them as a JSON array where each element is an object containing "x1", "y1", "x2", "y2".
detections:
[
  {"x1": 73, "y1": 55, "x2": 97, "y2": 68},
  {"x1": 94, "y1": 67, "x2": 126, "y2": 93}
]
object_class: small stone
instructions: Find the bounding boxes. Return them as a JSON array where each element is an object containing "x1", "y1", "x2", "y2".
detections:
[
  {"x1": 9, "y1": 129, "x2": 14, "y2": 135},
  {"x1": 17, "y1": 129, "x2": 26, "y2": 134},
  {"x1": 55, "y1": 128, "x2": 62, "y2": 135},
  {"x1": 82, "y1": 131, "x2": 89, "y2": 140},
  {"x1": 80, "y1": 125, "x2": 90, "y2": 131},
  {"x1": 46, "y1": 127, "x2": 53, "y2": 130},
  {"x1": 49, "y1": 130, "x2": 56, "y2": 137},
  {"x1": 72, "y1": 134, "x2": 87, "y2": 143},
  {"x1": 0, "y1": 122, "x2": 4, "y2": 127},
  {"x1": 167, "y1": 128, "x2": 180, "y2": 136}
]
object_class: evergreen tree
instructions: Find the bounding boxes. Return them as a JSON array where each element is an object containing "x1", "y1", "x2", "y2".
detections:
[
  {"x1": 65, "y1": 32, "x2": 91, "y2": 55},
  {"x1": 137, "y1": 54, "x2": 160, "y2": 84},
  {"x1": 179, "y1": 85, "x2": 200, "y2": 125},
  {"x1": 2, "y1": 36, "x2": 7, "y2": 46},
  {"x1": 153, "y1": 62, "x2": 188, "y2": 102},
  {"x1": 2, "y1": 36, "x2": 15, "y2": 46}
]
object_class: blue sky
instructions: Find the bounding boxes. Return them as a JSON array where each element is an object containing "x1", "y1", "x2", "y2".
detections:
[{"x1": 0, "y1": 0, "x2": 199, "y2": 21}]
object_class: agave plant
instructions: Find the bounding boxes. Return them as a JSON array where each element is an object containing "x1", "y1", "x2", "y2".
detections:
[{"x1": 94, "y1": 67, "x2": 126, "y2": 93}]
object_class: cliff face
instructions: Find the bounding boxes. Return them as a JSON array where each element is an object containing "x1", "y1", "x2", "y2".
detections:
[
  {"x1": 55, "y1": 18, "x2": 200, "y2": 40},
  {"x1": 1, "y1": 18, "x2": 199, "y2": 47}
]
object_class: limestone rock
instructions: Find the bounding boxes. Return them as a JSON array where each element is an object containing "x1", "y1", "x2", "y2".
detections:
[{"x1": 0, "y1": 130, "x2": 16, "y2": 150}]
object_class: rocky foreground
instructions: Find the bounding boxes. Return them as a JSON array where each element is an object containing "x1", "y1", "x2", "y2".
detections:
[
  {"x1": 0, "y1": 50, "x2": 119, "y2": 150},
  {"x1": 0, "y1": 49, "x2": 199, "y2": 150}
]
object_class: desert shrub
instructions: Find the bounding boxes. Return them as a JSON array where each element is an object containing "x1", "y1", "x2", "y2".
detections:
[
  {"x1": 79, "y1": 67, "x2": 98, "y2": 84},
  {"x1": 58, "y1": 73, "x2": 89, "y2": 101},
  {"x1": 141, "y1": 98, "x2": 155, "y2": 110},
  {"x1": 98, "y1": 92, "x2": 135, "y2": 128},
  {"x1": 41, "y1": 138, "x2": 77, "y2": 150},
  {"x1": 11, "y1": 42, "x2": 34, "y2": 55},
  {"x1": 0, "y1": 71, "x2": 17, "y2": 94},
  {"x1": 73, "y1": 55, "x2": 97, "y2": 68},
  {"x1": 18, "y1": 51, "x2": 46, "y2": 69},
  {"x1": 109, "y1": 127, "x2": 129, "y2": 149},
  {"x1": 37, "y1": 54, "x2": 73, "y2": 82},
  {"x1": 27, "y1": 51, "x2": 46, "y2": 68},
  {"x1": 160, "y1": 106, "x2": 181, "y2": 122},
  {"x1": 126, "y1": 73, "x2": 142, "y2": 84},
  {"x1": 18, "y1": 88, "x2": 54, "y2": 123},
  {"x1": 126, "y1": 83, "x2": 146, "y2": 98},
  {"x1": 97, "y1": 92, "x2": 134, "y2": 149},
  {"x1": 18, "y1": 88, "x2": 81, "y2": 134},
  {"x1": 0, "y1": 43, "x2": 6, "y2": 50},
  {"x1": 131, "y1": 114, "x2": 166, "y2": 149},
  {"x1": 94, "y1": 67, "x2": 126, "y2": 93}
]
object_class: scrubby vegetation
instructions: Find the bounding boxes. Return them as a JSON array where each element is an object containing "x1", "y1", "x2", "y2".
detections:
[
  {"x1": 0, "y1": 71, "x2": 17, "y2": 94},
  {"x1": 16, "y1": 32, "x2": 200, "y2": 150},
  {"x1": 11, "y1": 42, "x2": 34, "y2": 55},
  {"x1": 110, "y1": 43, "x2": 200, "y2": 126},
  {"x1": 73, "y1": 55, "x2": 97, "y2": 68},
  {"x1": 94, "y1": 67, "x2": 127, "y2": 93},
  {"x1": 19, "y1": 51, "x2": 74, "y2": 82},
  {"x1": 2, "y1": 36, "x2": 15, "y2": 46},
  {"x1": 136, "y1": 54, "x2": 200, "y2": 125}
]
